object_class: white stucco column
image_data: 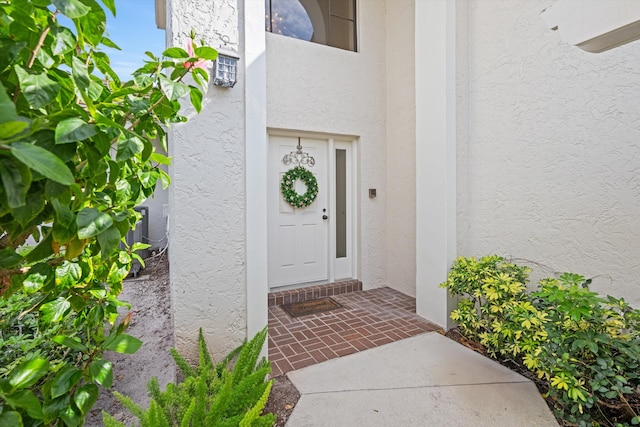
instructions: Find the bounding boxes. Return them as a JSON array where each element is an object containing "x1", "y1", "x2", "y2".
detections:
[
  {"x1": 244, "y1": 0, "x2": 268, "y2": 338},
  {"x1": 167, "y1": 0, "x2": 248, "y2": 360},
  {"x1": 415, "y1": 0, "x2": 457, "y2": 328}
]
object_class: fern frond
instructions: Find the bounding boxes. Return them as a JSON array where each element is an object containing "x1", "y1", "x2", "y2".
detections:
[
  {"x1": 102, "y1": 411, "x2": 128, "y2": 427},
  {"x1": 180, "y1": 398, "x2": 196, "y2": 427},
  {"x1": 239, "y1": 380, "x2": 273, "y2": 427},
  {"x1": 231, "y1": 328, "x2": 267, "y2": 385},
  {"x1": 198, "y1": 328, "x2": 214, "y2": 370},
  {"x1": 171, "y1": 347, "x2": 196, "y2": 378},
  {"x1": 114, "y1": 391, "x2": 146, "y2": 419},
  {"x1": 108, "y1": 327, "x2": 275, "y2": 427},
  {"x1": 144, "y1": 398, "x2": 171, "y2": 427}
]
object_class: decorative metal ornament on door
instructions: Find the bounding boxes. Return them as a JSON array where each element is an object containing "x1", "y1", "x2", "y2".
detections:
[{"x1": 282, "y1": 137, "x2": 315, "y2": 167}]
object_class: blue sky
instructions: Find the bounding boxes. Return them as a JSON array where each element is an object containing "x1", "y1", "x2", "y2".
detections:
[{"x1": 104, "y1": 0, "x2": 166, "y2": 78}]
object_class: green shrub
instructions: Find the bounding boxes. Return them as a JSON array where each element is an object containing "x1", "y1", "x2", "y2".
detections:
[
  {"x1": 102, "y1": 327, "x2": 276, "y2": 427},
  {"x1": 0, "y1": 0, "x2": 214, "y2": 424},
  {"x1": 442, "y1": 256, "x2": 640, "y2": 426}
]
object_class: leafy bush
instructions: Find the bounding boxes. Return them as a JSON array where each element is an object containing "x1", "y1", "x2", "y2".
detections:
[
  {"x1": 0, "y1": 0, "x2": 215, "y2": 425},
  {"x1": 102, "y1": 328, "x2": 276, "y2": 427},
  {"x1": 442, "y1": 256, "x2": 640, "y2": 426}
]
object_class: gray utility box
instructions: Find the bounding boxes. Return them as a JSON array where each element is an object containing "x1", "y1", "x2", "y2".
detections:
[{"x1": 125, "y1": 206, "x2": 150, "y2": 277}]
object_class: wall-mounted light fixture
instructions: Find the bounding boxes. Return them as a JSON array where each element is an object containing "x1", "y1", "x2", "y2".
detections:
[{"x1": 213, "y1": 54, "x2": 239, "y2": 88}]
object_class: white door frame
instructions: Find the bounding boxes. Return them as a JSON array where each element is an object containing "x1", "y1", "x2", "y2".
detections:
[{"x1": 268, "y1": 130, "x2": 358, "y2": 290}]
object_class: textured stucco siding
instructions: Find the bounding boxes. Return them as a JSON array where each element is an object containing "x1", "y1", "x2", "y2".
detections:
[
  {"x1": 385, "y1": 0, "x2": 416, "y2": 296},
  {"x1": 462, "y1": 0, "x2": 640, "y2": 306},
  {"x1": 167, "y1": 0, "x2": 247, "y2": 360},
  {"x1": 265, "y1": 0, "x2": 388, "y2": 289}
]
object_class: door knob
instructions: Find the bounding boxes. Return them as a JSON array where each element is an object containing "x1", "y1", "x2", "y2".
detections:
[{"x1": 322, "y1": 215, "x2": 328, "y2": 220}]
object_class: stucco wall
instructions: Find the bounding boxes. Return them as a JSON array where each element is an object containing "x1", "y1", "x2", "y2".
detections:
[
  {"x1": 385, "y1": 0, "x2": 416, "y2": 296},
  {"x1": 265, "y1": 0, "x2": 388, "y2": 289},
  {"x1": 167, "y1": 0, "x2": 247, "y2": 360},
  {"x1": 461, "y1": 0, "x2": 640, "y2": 306}
]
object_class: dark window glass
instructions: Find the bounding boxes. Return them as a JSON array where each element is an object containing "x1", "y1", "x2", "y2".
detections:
[
  {"x1": 336, "y1": 149, "x2": 347, "y2": 258},
  {"x1": 266, "y1": 0, "x2": 357, "y2": 52}
]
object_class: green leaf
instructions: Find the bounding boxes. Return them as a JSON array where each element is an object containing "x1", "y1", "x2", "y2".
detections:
[
  {"x1": 159, "y1": 75, "x2": 189, "y2": 101},
  {"x1": 116, "y1": 136, "x2": 144, "y2": 162},
  {"x1": 94, "y1": 51, "x2": 120, "y2": 84},
  {"x1": 97, "y1": 225, "x2": 122, "y2": 258},
  {"x1": 10, "y1": 142, "x2": 74, "y2": 185},
  {"x1": 89, "y1": 359, "x2": 113, "y2": 388},
  {"x1": 0, "y1": 81, "x2": 18, "y2": 123},
  {"x1": 163, "y1": 47, "x2": 189, "y2": 58},
  {"x1": 73, "y1": 1, "x2": 106, "y2": 46},
  {"x1": 52, "y1": 0, "x2": 90, "y2": 18},
  {"x1": 4, "y1": 389, "x2": 43, "y2": 420},
  {"x1": 43, "y1": 395, "x2": 70, "y2": 424},
  {"x1": 74, "y1": 384, "x2": 98, "y2": 415},
  {"x1": 105, "y1": 333, "x2": 142, "y2": 354},
  {"x1": 0, "y1": 411, "x2": 23, "y2": 427},
  {"x1": 76, "y1": 207, "x2": 113, "y2": 239},
  {"x1": 88, "y1": 80, "x2": 104, "y2": 101},
  {"x1": 14, "y1": 66, "x2": 60, "y2": 109},
  {"x1": 36, "y1": 48, "x2": 55, "y2": 68},
  {"x1": 140, "y1": 170, "x2": 159, "y2": 189},
  {"x1": 0, "y1": 158, "x2": 31, "y2": 209},
  {"x1": 99, "y1": 0, "x2": 116, "y2": 15},
  {"x1": 192, "y1": 67, "x2": 209, "y2": 85},
  {"x1": 0, "y1": 120, "x2": 29, "y2": 140},
  {"x1": 0, "y1": 247, "x2": 22, "y2": 269},
  {"x1": 23, "y1": 263, "x2": 53, "y2": 293},
  {"x1": 150, "y1": 152, "x2": 171, "y2": 165},
  {"x1": 52, "y1": 335, "x2": 87, "y2": 352},
  {"x1": 55, "y1": 117, "x2": 97, "y2": 144},
  {"x1": 53, "y1": 221, "x2": 76, "y2": 245},
  {"x1": 158, "y1": 168, "x2": 170, "y2": 189},
  {"x1": 131, "y1": 242, "x2": 151, "y2": 252},
  {"x1": 12, "y1": 194, "x2": 45, "y2": 230},
  {"x1": 100, "y1": 36, "x2": 120, "y2": 50},
  {"x1": 51, "y1": 26, "x2": 76, "y2": 55},
  {"x1": 51, "y1": 366, "x2": 82, "y2": 399},
  {"x1": 60, "y1": 405, "x2": 82, "y2": 427},
  {"x1": 71, "y1": 56, "x2": 90, "y2": 90},
  {"x1": 8, "y1": 358, "x2": 50, "y2": 390},
  {"x1": 40, "y1": 297, "x2": 71, "y2": 323},
  {"x1": 189, "y1": 86, "x2": 202, "y2": 113},
  {"x1": 56, "y1": 261, "x2": 82, "y2": 287},
  {"x1": 52, "y1": 199, "x2": 75, "y2": 227},
  {"x1": 25, "y1": 231, "x2": 54, "y2": 263},
  {"x1": 631, "y1": 415, "x2": 639, "y2": 425},
  {"x1": 194, "y1": 46, "x2": 218, "y2": 60}
]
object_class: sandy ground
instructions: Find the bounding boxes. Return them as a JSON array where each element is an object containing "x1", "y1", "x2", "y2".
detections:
[
  {"x1": 85, "y1": 257, "x2": 175, "y2": 426},
  {"x1": 83, "y1": 256, "x2": 300, "y2": 426}
]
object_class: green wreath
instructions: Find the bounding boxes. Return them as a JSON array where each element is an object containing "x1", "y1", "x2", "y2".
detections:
[{"x1": 281, "y1": 166, "x2": 318, "y2": 208}]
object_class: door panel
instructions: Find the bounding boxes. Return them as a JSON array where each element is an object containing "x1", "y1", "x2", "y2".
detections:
[{"x1": 268, "y1": 136, "x2": 328, "y2": 288}]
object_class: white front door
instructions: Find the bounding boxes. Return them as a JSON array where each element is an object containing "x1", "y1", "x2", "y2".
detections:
[{"x1": 268, "y1": 136, "x2": 329, "y2": 288}]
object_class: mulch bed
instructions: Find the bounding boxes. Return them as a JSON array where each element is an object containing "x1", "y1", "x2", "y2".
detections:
[{"x1": 264, "y1": 375, "x2": 301, "y2": 427}]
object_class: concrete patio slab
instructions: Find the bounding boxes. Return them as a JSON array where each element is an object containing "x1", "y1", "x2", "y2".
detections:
[{"x1": 286, "y1": 332, "x2": 558, "y2": 426}]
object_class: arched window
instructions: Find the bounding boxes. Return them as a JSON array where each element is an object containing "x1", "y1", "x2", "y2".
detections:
[{"x1": 265, "y1": 0, "x2": 357, "y2": 52}]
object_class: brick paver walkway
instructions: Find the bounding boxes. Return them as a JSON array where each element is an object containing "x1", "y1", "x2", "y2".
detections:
[{"x1": 268, "y1": 286, "x2": 440, "y2": 376}]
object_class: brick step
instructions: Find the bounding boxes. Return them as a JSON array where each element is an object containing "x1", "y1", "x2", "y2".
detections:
[{"x1": 268, "y1": 280, "x2": 362, "y2": 307}]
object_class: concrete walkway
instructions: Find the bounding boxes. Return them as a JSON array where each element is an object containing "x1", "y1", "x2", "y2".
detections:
[{"x1": 285, "y1": 332, "x2": 558, "y2": 426}]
